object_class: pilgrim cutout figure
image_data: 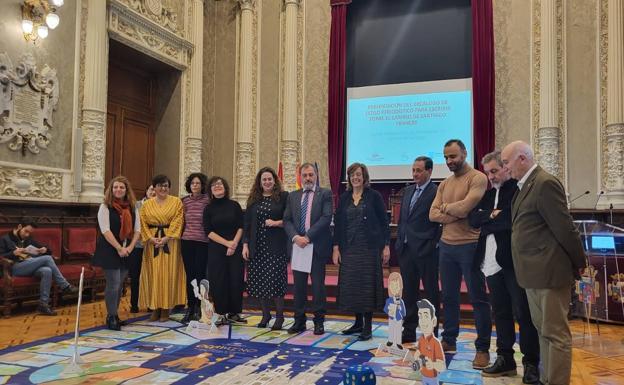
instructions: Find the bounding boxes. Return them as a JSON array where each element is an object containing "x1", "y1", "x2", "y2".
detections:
[
  {"x1": 411, "y1": 299, "x2": 445, "y2": 384},
  {"x1": 384, "y1": 272, "x2": 406, "y2": 349},
  {"x1": 187, "y1": 279, "x2": 217, "y2": 333}
]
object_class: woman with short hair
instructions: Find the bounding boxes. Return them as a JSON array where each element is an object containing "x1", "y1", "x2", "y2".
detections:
[
  {"x1": 332, "y1": 162, "x2": 390, "y2": 340},
  {"x1": 203, "y1": 176, "x2": 245, "y2": 326},
  {"x1": 139, "y1": 174, "x2": 186, "y2": 322}
]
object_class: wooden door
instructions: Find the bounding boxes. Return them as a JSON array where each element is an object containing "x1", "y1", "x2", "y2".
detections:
[{"x1": 106, "y1": 61, "x2": 156, "y2": 199}]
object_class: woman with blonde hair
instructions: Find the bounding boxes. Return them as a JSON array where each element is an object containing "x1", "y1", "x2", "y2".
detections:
[{"x1": 93, "y1": 176, "x2": 141, "y2": 330}]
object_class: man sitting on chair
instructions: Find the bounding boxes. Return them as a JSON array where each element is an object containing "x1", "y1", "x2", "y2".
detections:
[{"x1": 0, "y1": 217, "x2": 77, "y2": 315}]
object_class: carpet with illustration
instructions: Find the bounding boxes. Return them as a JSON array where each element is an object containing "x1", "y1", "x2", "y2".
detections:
[{"x1": 0, "y1": 314, "x2": 523, "y2": 384}]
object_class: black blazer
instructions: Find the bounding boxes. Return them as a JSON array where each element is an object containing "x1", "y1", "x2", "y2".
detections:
[
  {"x1": 283, "y1": 187, "x2": 333, "y2": 258},
  {"x1": 468, "y1": 178, "x2": 517, "y2": 270},
  {"x1": 333, "y1": 188, "x2": 390, "y2": 252},
  {"x1": 395, "y1": 181, "x2": 441, "y2": 257},
  {"x1": 243, "y1": 191, "x2": 289, "y2": 260}
]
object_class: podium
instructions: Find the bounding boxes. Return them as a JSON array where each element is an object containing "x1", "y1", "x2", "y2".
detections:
[{"x1": 572, "y1": 220, "x2": 624, "y2": 324}]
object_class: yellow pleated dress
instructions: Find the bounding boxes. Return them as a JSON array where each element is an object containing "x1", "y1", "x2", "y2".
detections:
[{"x1": 138, "y1": 195, "x2": 187, "y2": 310}]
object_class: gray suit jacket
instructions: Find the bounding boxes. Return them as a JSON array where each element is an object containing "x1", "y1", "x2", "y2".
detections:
[
  {"x1": 511, "y1": 166, "x2": 586, "y2": 289},
  {"x1": 283, "y1": 186, "x2": 333, "y2": 259}
]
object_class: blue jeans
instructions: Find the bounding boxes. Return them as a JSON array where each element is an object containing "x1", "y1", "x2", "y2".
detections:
[
  {"x1": 439, "y1": 241, "x2": 491, "y2": 351},
  {"x1": 11, "y1": 255, "x2": 70, "y2": 304}
]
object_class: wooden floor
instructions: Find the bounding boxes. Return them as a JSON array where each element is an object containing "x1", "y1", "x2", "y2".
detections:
[{"x1": 1, "y1": 298, "x2": 623, "y2": 384}]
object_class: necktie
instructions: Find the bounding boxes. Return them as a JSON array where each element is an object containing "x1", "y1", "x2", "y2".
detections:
[
  {"x1": 409, "y1": 187, "x2": 422, "y2": 212},
  {"x1": 300, "y1": 190, "x2": 311, "y2": 234}
]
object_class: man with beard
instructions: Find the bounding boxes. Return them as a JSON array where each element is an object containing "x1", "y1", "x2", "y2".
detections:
[
  {"x1": 468, "y1": 150, "x2": 540, "y2": 384},
  {"x1": 429, "y1": 139, "x2": 491, "y2": 369},
  {"x1": 284, "y1": 163, "x2": 333, "y2": 335}
]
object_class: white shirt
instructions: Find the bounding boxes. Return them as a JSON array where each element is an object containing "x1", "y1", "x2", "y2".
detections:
[
  {"x1": 482, "y1": 187, "x2": 503, "y2": 277},
  {"x1": 517, "y1": 164, "x2": 538, "y2": 191},
  {"x1": 97, "y1": 204, "x2": 141, "y2": 234}
]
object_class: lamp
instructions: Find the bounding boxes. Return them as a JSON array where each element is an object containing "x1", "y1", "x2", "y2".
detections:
[
  {"x1": 45, "y1": 12, "x2": 59, "y2": 29},
  {"x1": 21, "y1": 0, "x2": 62, "y2": 43}
]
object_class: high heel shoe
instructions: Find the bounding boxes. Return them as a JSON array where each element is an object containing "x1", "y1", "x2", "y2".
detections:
[
  {"x1": 271, "y1": 317, "x2": 284, "y2": 331},
  {"x1": 257, "y1": 314, "x2": 272, "y2": 328},
  {"x1": 106, "y1": 315, "x2": 121, "y2": 331}
]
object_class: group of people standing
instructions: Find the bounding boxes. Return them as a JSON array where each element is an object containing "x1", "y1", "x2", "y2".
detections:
[
  {"x1": 90, "y1": 138, "x2": 584, "y2": 385},
  {"x1": 392, "y1": 139, "x2": 585, "y2": 385}
]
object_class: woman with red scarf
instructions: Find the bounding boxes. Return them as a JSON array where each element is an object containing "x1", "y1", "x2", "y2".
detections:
[{"x1": 93, "y1": 176, "x2": 141, "y2": 330}]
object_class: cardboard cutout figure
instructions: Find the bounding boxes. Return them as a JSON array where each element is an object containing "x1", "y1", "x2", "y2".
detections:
[
  {"x1": 187, "y1": 279, "x2": 218, "y2": 333},
  {"x1": 384, "y1": 272, "x2": 407, "y2": 350},
  {"x1": 412, "y1": 299, "x2": 446, "y2": 384}
]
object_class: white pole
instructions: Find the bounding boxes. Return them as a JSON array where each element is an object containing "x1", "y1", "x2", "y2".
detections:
[{"x1": 64, "y1": 266, "x2": 85, "y2": 373}]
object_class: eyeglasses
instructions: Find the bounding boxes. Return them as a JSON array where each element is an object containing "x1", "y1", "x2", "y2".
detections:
[
  {"x1": 156, "y1": 183, "x2": 170, "y2": 189},
  {"x1": 211, "y1": 181, "x2": 224, "y2": 187}
]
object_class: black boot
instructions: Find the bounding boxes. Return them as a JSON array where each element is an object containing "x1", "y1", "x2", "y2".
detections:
[
  {"x1": 271, "y1": 297, "x2": 285, "y2": 330},
  {"x1": 116, "y1": 316, "x2": 128, "y2": 326},
  {"x1": 342, "y1": 313, "x2": 364, "y2": 335},
  {"x1": 482, "y1": 355, "x2": 517, "y2": 377},
  {"x1": 258, "y1": 299, "x2": 272, "y2": 328},
  {"x1": 106, "y1": 315, "x2": 121, "y2": 331},
  {"x1": 181, "y1": 305, "x2": 194, "y2": 324},
  {"x1": 192, "y1": 302, "x2": 201, "y2": 321},
  {"x1": 358, "y1": 312, "x2": 373, "y2": 341}
]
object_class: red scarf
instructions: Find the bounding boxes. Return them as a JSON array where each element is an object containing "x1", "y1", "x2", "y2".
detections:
[{"x1": 112, "y1": 199, "x2": 133, "y2": 241}]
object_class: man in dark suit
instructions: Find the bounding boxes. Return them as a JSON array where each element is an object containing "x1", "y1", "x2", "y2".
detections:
[
  {"x1": 284, "y1": 162, "x2": 333, "y2": 335},
  {"x1": 501, "y1": 141, "x2": 586, "y2": 385},
  {"x1": 395, "y1": 156, "x2": 441, "y2": 343},
  {"x1": 468, "y1": 151, "x2": 540, "y2": 384}
]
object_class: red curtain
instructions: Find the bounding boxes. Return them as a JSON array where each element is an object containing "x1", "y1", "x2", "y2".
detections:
[
  {"x1": 327, "y1": 0, "x2": 350, "y2": 205},
  {"x1": 472, "y1": 0, "x2": 496, "y2": 169}
]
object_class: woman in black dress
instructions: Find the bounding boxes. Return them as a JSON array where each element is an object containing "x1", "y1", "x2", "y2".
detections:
[
  {"x1": 93, "y1": 176, "x2": 141, "y2": 330},
  {"x1": 332, "y1": 162, "x2": 390, "y2": 340},
  {"x1": 242, "y1": 167, "x2": 289, "y2": 330},
  {"x1": 203, "y1": 176, "x2": 245, "y2": 326}
]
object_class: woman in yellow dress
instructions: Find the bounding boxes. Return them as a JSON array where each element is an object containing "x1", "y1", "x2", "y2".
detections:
[{"x1": 139, "y1": 174, "x2": 186, "y2": 321}]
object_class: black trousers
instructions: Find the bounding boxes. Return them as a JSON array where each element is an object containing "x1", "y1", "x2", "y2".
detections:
[
  {"x1": 207, "y1": 244, "x2": 244, "y2": 315},
  {"x1": 293, "y1": 252, "x2": 327, "y2": 323},
  {"x1": 127, "y1": 247, "x2": 143, "y2": 309},
  {"x1": 181, "y1": 240, "x2": 209, "y2": 308},
  {"x1": 398, "y1": 242, "x2": 440, "y2": 337},
  {"x1": 486, "y1": 267, "x2": 540, "y2": 365}
]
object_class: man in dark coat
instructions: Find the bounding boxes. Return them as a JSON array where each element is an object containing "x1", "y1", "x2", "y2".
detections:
[{"x1": 469, "y1": 151, "x2": 540, "y2": 384}]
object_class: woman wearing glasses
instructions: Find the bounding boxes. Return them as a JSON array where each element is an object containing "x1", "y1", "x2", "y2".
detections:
[
  {"x1": 203, "y1": 176, "x2": 245, "y2": 326},
  {"x1": 139, "y1": 174, "x2": 186, "y2": 322}
]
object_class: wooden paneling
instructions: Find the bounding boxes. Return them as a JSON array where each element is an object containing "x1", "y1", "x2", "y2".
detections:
[{"x1": 106, "y1": 60, "x2": 156, "y2": 199}]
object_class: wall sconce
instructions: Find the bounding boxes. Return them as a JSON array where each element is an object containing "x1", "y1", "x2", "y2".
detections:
[{"x1": 21, "y1": 0, "x2": 63, "y2": 43}]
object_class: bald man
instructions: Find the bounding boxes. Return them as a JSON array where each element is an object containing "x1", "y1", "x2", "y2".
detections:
[{"x1": 501, "y1": 141, "x2": 586, "y2": 385}]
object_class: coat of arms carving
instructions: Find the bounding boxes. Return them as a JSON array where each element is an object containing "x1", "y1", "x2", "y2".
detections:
[{"x1": 0, "y1": 52, "x2": 59, "y2": 155}]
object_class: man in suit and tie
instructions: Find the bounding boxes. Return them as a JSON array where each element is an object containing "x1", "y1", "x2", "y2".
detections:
[
  {"x1": 501, "y1": 141, "x2": 586, "y2": 385},
  {"x1": 468, "y1": 151, "x2": 540, "y2": 384},
  {"x1": 395, "y1": 156, "x2": 441, "y2": 343},
  {"x1": 284, "y1": 162, "x2": 333, "y2": 335}
]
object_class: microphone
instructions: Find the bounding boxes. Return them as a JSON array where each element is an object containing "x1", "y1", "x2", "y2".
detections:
[
  {"x1": 593, "y1": 191, "x2": 604, "y2": 211},
  {"x1": 569, "y1": 190, "x2": 590, "y2": 205}
]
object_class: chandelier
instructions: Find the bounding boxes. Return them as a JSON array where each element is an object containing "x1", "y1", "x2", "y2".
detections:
[{"x1": 21, "y1": 0, "x2": 64, "y2": 43}]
